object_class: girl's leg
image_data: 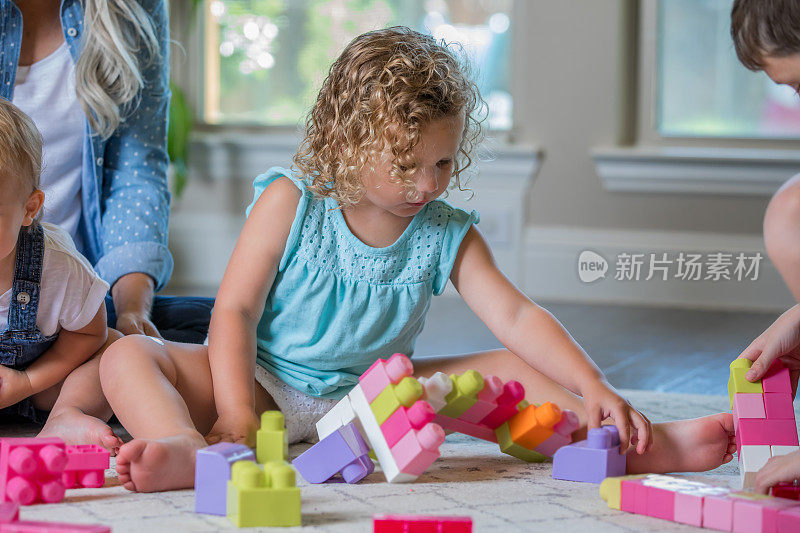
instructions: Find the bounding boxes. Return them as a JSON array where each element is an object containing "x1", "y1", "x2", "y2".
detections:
[
  {"x1": 37, "y1": 328, "x2": 124, "y2": 449},
  {"x1": 415, "y1": 349, "x2": 736, "y2": 474}
]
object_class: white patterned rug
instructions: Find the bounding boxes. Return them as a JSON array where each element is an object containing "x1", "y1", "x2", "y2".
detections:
[{"x1": 1, "y1": 390, "x2": 792, "y2": 533}]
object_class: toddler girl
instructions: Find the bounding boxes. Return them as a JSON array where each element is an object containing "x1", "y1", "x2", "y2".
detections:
[{"x1": 100, "y1": 27, "x2": 737, "y2": 492}]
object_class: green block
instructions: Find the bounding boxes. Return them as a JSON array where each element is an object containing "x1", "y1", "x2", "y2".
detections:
[
  {"x1": 257, "y1": 410, "x2": 288, "y2": 463},
  {"x1": 369, "y1": 376, "x2": 422, "y2": 425},
  {"x1": 728, "y1": 359, "x2": 763, "y2": 409},
  {"x1": 495, "y1": 422, "x2": 548, "y2": 463},
  {"x1": 438, "y1": 370, "x2": 485, "y2": 418},
  {"x1": 227, "y1": 461, "x2": 301, "y2": 528}
]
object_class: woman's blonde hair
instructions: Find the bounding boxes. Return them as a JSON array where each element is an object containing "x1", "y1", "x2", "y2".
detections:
[
  {"x1": 0, "y1": 99, "x2": 43, "y2": 192},
  {"x1": 76, "y1": 0, "x2": 159, "y2": 139},
  {"x1": 294, "y1": 26, "x2": 484, "y2": 208}
]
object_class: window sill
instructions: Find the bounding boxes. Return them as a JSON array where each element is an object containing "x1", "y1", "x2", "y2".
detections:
[{"x1": 593, "y1": 146, "x2": 800, "y2": 196}]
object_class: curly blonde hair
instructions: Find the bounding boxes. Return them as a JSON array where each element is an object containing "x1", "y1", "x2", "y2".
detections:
[{"x1": 294, "y1": 26, "x2": 485, "y2": 208}]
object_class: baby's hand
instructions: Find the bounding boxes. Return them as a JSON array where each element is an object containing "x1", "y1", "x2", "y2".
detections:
[
  {"x1": 0, "y1": 366, "x2": 33, "y2": 409},
  {"x1": 581, "y1": 380, "x2": 652, "y2": 455},
  {"x1": 738, "y1": 304, "x2": 800, "y2": 392},
  {"x1": 205, "y1": 409, "x2": 260, "y2": 447},
  {"x1": 755, "y1": 450, "x2": 800, "y2": 494}
]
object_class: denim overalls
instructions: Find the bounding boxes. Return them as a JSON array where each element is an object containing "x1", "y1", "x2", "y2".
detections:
[{"x1": 0, "y1": 224, "x2": 57, "y2": 423}]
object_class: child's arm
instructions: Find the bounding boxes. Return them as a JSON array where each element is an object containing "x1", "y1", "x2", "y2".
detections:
[
  {"x1": 205, "y1": 177, "x2": 301, "y2": 446},
  {"x1": 451, "y1": 227, "x2": 651, "y2": 453},
  {"x1": 738, "y1": 304, "x2": 800, "y2": 392},
  {"x1": 0, "y1": 304, "x2": 107, "y2": 409},
  {"x1": 755, "y1": 450, "x2": 800, "y2": 494}
]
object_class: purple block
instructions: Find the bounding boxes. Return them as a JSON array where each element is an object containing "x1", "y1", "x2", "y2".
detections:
[
  {"x1": 194, "y1": 443, "x2": 255, "y2": 515},
  {"x1": 552, "y1": 426, "x2": 626, "y2": 483},
  {"x1": 292, "y1": 422, "x2": 373, "y2": 484}
]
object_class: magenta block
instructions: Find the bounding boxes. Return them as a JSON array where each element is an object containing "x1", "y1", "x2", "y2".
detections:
[
  {"x1": 0, "y1": 522, "x2": 110, "y2": 532},
  {"x1": 62, "y1": 446, "x2": 109, "y2": 489},
  {"x1": 620, "y1": 479, "x2": 645, "y2": 514},
  {"x1": 703, "y1": 495, "x2": 734, "y2": 532},
  {"x1": 0, "y1": 438, "x2": 67, "y2": 506},
  {"x1": 381, "y1": 402, "x2": 435, "y2": 448},
  {"x1": 773, "y1": 482, "x2": 800, "y2": 501},
  {"x1": 194, "y1": 442, "x2": 255, "y2": 515},
  {"x1": 432, "y1": 414, "x2": 497, "y2": 443},
  {"x1": 763, "y1": 361, "x2": 792, "y2": 394},
  {"x1": 292, "y1": 422, "x2": 373, "y2": 484},
  {"x1": 764, "y1": 393, "x2": 795, "y2": 420},
  {"x1": 552, "y1": 427, "x2": 626, "y2": 483},
  {"x1": 674, "y1": 491, "x2": 703, "y2": 527},
  {"x1": 390, "y1": 424, "x2": 445, "y2": 477},
  {"x1": 734, "y1": 394, "x2": 766, "y2": 419},
  {"x1": 0, "y1": 503, "x2": 18, "y2": 523},
  {"x1": 738, "y1": 419, "x2": 799, "y2": 446},
  {"x1": 778, "y1": 506, "x2": 800, "y2": 532},
  {"x1": 359, "y1": 353, "x2": 413, "y2": 403},
  {"x1": 373, "y1": 514, "x2": 472, "y2": 533},
  {"x1": 733, "y1": 497, "x2": 800, "y2": 533},
  {"x1": 535, "y1": 410, "x2": 579, "y2": 456},
  {"x1": 476, "y1": 381, "x2": 525, "y2": 429},
  {"x1": 645, "y1": 485, "x2": 675, "y2": 521},
  {"x1": 458, "y1": 375, "x2": 504, "y2": 423}
]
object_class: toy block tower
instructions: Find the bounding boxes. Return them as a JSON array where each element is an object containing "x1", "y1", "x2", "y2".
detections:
[
  {"x1": 0, "y1": 438, "x2": 68, "y2": 505},
  {"x1": 226, "y1": 461, "x2": 300, "y2": 527},
  {"x1": 729, "y1": 359, "x2": 799, "y2": 489}
]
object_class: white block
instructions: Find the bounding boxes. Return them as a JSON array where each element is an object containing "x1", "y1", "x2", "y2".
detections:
[
  {"x1": 316, "y1": 395, "x2": 359, "y2": 440},
  {"x1": 739, "y1": 444, "x2": 772, "y2": 489},
  {"x1": 418, "y1": 372, "x2": 452, "y2": 413},
  {"x1": 771, "y1": 445, "x2": 800, "y2": 458}
]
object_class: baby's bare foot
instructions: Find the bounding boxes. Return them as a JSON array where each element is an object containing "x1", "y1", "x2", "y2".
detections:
[
  {"x1": 38, "y1": 408, "x2": 123, "y2": 452},
  {"x1": 626, "y1": 413, "x2": 736, "y2": 474},
  {"x1": 115, "y1": 432, "x2": 206, "y2": 492}
]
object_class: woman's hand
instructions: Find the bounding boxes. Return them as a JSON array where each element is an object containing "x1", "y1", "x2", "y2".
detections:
[
  {"x1": 581, "y1": 380, "x2": 652, "y2": 455},
  {"x1": 205, "y1": 409, "x2": 260, "y2": 447},
  {"x1": 738, "y1": 304, "x2": 800, "y2": 393},
  {"x1": 755, "y1": 450, "x2": 800, "y2": 494},
  {"x1": 112, "y1": 273, "x2": 160, "y2": 337},
  {"x1": 0, "y1": 366, "x2": 33, "y2": 409}
]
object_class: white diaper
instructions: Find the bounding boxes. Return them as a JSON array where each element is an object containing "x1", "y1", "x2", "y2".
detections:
[{"x1": 255, "y1": 366, "x2": 339, "y2": 444}]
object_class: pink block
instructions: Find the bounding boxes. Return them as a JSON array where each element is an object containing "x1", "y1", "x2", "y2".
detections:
[
  {"x1": 477, "y1": 381, "x2": 525, "y2": 429},
  {"x1": 459, "y1": 376, "x2": 504, "y2": 423},
  {"x1": 645, "y1": 485, "x2": 675, "y2": 521},
  {"x1": 738, "y1": 419, "x2": 799, "y2": 446},
  {"x1": 380, "y1": 402, "x2": 435, "y2": 448},
  {"x1": 0, "y1": 521, "x2": 110, "y2": 532},
  {"x1": 703, "y1": 495, "x2": 734, "y2": 532},
  {"x1": 0, "y1": 439, "x2": 67, "y2": 506},
  {"x1": 778, "y1": 506, "x2": 800, "y2": 532},
  {"x1": 620, "y1": 479, "x2": 647, "y2": 515},
  {"x1": 373, "y1": 514, "x2": 472, "y2": 533},
  {"x1": 390, "y1": 424, "x2": 445, "y2": 477},
  {"x1": 763, "y1": 362, "x2": 792, "y2": 394},
  {"x1": 62, "y1": 446, "x2": 109, "y2": 489},
  {"x1": 764, "y1": 393, "x2": 796, "y2": 420},
  {"x1": 359, "y1": 353, "x2": 413, "y2": 403},
  {"x1": 733, "y1": 497, "x2": 800, "y2": 533},
  {"x1": 535, "y1": 410, "x2": 579, "y2": 456},
  {"x1": 674, "y1": 492, "x2": 703, "y2": 527},
  {"x1": 432, "y1": 414, "x2": 497, "y2": 443},
  {"x1": 734, "y1": 394, "x2": 766, "y2": 419},
  {"x1": 0, "y1": 503, "x2": 18, "y2": 524}
]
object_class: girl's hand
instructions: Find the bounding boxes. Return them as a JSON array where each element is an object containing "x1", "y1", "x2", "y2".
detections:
[
  {"x1": 738, "y1": 304, "x2": 800, "y2": 393},
  {"x1": 205, "y1": 409, "x2": 260, "y2": 447},
  {"x1": 581, "y1": 380, "x2": 652, "y2": 455},
  {"x1": 755, "y1": 450, "x2": 800, "y2": 494},
  {"x1": 0, "y1": 366, "x2": 33, "y2": 409}
]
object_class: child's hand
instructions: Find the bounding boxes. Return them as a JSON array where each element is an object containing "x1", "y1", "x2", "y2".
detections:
[
  {"x1": 738, "y1": 304, "x2": 800, "y2": 393},
  {"x1": 582, "y1": 380, "x2": 652, "y2": 455},
  {"x1": 754, "y1": 450, "x2": 800, "y2": 494},
  {"x1": 205, "y1": 409, "x2": 260, "y2": 447},
  {"x1": 0, "y1": 366, "x2": 33, "y2": 409}
]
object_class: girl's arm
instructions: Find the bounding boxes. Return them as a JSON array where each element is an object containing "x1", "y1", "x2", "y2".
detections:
[
  {"x1": 451, "y1": 226, "x2": 651, "y2": 453},
  {"x1": 0, "y1": 304, "x2": 107, "y2": 409},
  {"x1": 205, "y1": 177, "x2": 300, "y2": 445}
]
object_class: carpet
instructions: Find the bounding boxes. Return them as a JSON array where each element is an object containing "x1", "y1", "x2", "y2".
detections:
[{"x1": 1, "y1": 390, "x2": 791, "y2": 532}]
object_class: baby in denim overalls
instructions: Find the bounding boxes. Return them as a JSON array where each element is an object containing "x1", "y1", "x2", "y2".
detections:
[{"x1": 0, "y1": 100, "x2": 109, "y2": 428}]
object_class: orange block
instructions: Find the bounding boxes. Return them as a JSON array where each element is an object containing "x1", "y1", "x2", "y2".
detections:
[{"x1": 507, "y1": 402, "x2": 562, "y2": 449}]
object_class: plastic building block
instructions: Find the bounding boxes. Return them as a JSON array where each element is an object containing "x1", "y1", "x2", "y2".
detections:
[
  {"x1": 620, "y1": 478, "x2": 648, "y2": 515},
  {"x1": 418, "y1": 372, "x2": 453, "y2": 413},
  {"x1": 778, "y1": 506, "x2": 800, "y2": 531},
  {"x1": 226, "y1": 461, "x2": 300, "y2": 528},
  {"x1": 738, "y1": 419, "x2": 799, "y2": 446},
  {"x1": 508, "y1": 402, "x2": 561, "y2": 450},
  {"x1": 703, "y1": 494, "x2": 735, "y2": 531},
  {"x1": 373, "y1": 514, "x2": 472, "y2": 533},
  {"x1": 773, "y1": 482, "x2": 800, "y2": 501},
  {"x1": 370, "y1": 377, "x2": 423, "y2": 425},
  {"x1": 437, "y1": 371, "x2": 484, "y2": 418},
  {"x1": 729, "y1": 359, "x2": 764, "y2": 409},
  {"x1": 432, "y1": 414, "x2": 497, "y2": 443},
  {"x1": 733, "y1": 393, "x2": 766, "y2": 419},
  {"x1": 360, "y1": 353, "x2": 413, "y2": 403},
  {"x1": 740, "y1": 445, "x2": 772, "y2": 490},
  {"x1": 0, "y1": 438, "x2": 67, "y2": 505},
  {"x1": 644, "y1": 485, "x2": 676, "y2": 521},
  {"x1": 292, "y1": 422, "x2": 373, "y2": 484},
  {"x1": 381, "y1": 402, "x2": 436, "y2": 448},
  {"x1": 316, "y1": 395, "x2": 363, "y2": 440},
  {"x1": 458, "y1": 375, "x2": 503, "y2": 423},
  {"x1": 674, "y1": 491, "x2": 705, "y2": 527},
  {"x1": 0, "y1": 503, "x2": 17, "y2": 523},
  {"x1": 763, "y1": 393, "x2": 795, "y2": 420},
  {"x1": 598, "y1": 475, "x2": 647, "y2": 511},
  {"x1": 194, "y1": 442, "x2": 256, "y2": 516},
  {"x1": 771, "y1": 445, "x2": 800, "y2": 458},
  {"x1": 732, "y1": 495, "x2": 799, "y2": 533},
  {"x1": 762, "y1": 361, "x2": 792, "y2": 394},
  {"x1": 495, "y1": 422, "x2": 547, "y2": 463},
  {"x1": 478, "y1": 381, "x2": 525, "y2": 429},
  {"x1": 257, "y1": 411, "x2": 288, "y2": 464},
  {"x1": 535, "y1": 410, "x2": 579, "y2": 457},
  {"x1": 552, "y1": 426, "x2": 626, "y2": 483},
  {"x1": 0, "y1": 522, "x2": 111, "y2": 532},
  {"x1": 390, "y1": 424, "x2": 445, "y2": 477},
  {"x1": 62, "y1": 446, "x2": 108, "y2": 489}
]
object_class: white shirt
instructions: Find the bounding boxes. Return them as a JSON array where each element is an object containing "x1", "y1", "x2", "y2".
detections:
[
  {"x1": 12, "y1": 42, "x2": 85, "y2": 250},
  {"x1": 0, "y1": 224, "x2": 109, "y2": 336}
]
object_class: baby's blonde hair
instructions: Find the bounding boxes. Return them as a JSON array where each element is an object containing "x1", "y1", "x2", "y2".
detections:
[
  {"x1": 0, "y1": 99, "x2": 42, "y2": 193},
  {"x1": 294, "y1": 26, "x2": 484, "y2": 208}
]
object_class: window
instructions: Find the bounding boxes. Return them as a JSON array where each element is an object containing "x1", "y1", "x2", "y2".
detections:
[
  {"x1": 202, "y1": 0, "x2": 513, "y2": 130},
  {"x1": 657, "y1": 0, "x2": 800, "y2": 139}
]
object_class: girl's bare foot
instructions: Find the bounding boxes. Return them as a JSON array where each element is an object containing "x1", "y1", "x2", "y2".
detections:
[
  {"x1": 115, "y1": 431, "x2": 206, "y2": 492},
  {"x1": 38, "y1": 407, "x2": 123, "y2": 452},
  {"x1": 626, "y1": 413, "x2": 736, "y2": 474}
]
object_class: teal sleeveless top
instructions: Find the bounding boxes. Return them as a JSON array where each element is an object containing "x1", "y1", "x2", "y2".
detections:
[{"x1": 246, "y1": 167, "x2": 479, "y2": 400}]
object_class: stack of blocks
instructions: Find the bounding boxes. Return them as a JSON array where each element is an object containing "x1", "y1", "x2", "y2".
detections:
[
  {"x1": 292, "y1": 422, "x2": 374, "y2": 483},
  {"x1": 729, "y1": 359, "x2": 799, "y2": 489},
  {"x1": 552, "y1": 426, "x2": 626, "y2": 483},
  {"x1": 0, "y1": 438, "x2": 68, "y2": 506},
  {"x1": 600, "y1": 473, "x2": 800, "y2": 532},
  {"x1": 0, "y1": 501, "x2": 109, "y2": 532},
  {"x1": 373, "y1": 514, "x2": 472, "y2": 532},
  {"x1": 316, "y1": 353, "x2": 446, "y2": 483}
]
